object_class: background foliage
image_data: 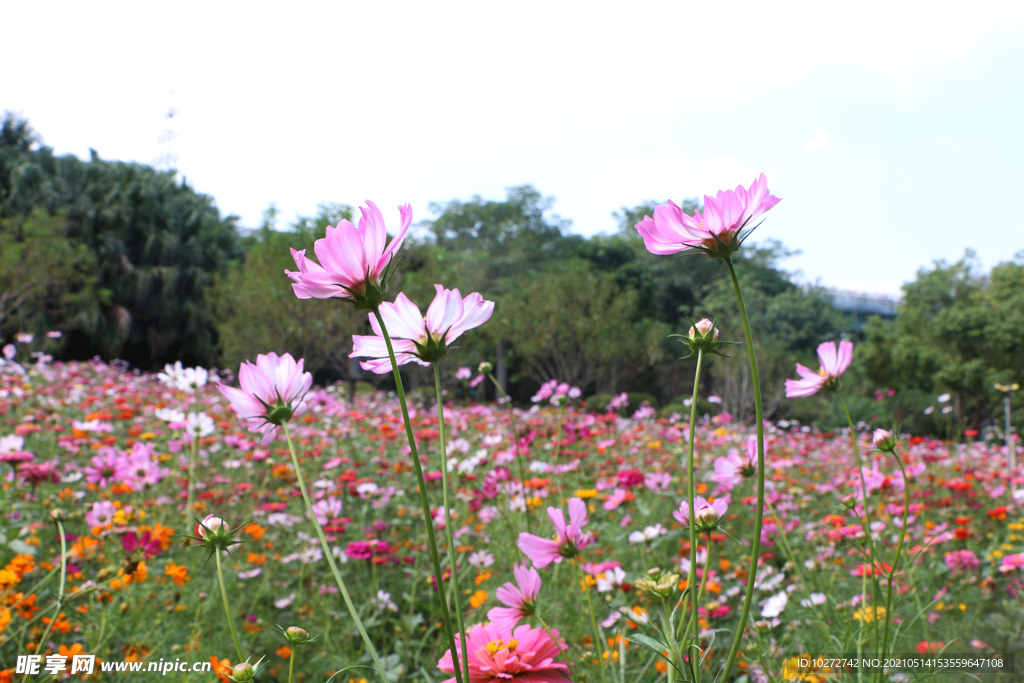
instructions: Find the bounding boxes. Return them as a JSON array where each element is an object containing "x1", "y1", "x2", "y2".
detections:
[{"x1": 2, "y1": 113, "x2": 1021, "y2": 436}]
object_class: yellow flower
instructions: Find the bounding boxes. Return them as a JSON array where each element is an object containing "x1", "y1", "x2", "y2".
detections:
[
  {"x1": 574, "y1": 489, "x2": 598, "y2": 499},
  {"x1": 852, "y1": 606, "x2": 886, "y2": 623}
]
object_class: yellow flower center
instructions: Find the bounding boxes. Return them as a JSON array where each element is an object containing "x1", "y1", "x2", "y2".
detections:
[{"x1": 485, "y1": 639, "x2": 518, "y2": 655}]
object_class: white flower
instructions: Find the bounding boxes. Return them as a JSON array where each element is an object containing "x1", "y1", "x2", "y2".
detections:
[
  {"x1": 274, "y1": 592, "x2": 296, "y2": 609},
  {"x1": 372, "y1": 590, "x2": 398, "y2": 612},
  {"x1": 158, "y1": 361, "x2": 185, "y2": 388},
  {"x1": 941, "y1": 406, "x2": 953, "y2": 415},
  {"x1": 761, "y1": 591, "x2": 788, "y2": 618},
  {"x1": 184, "y1": 412, "x2": 215, "y2": 438},
  {"x1": 155, "y1": 408, "x2": 186, "y2": 423},
  {"x1": 176, "y1": 366, "x2": 209, "y2": 392},
  {"x1": 0, "y1": 434, "x2": 25, "y2": 453},
  {"x1": 628, "y1": 524, "x2": 666, "y2": 544},
  {"x1": 937, "y1": 393, "x2": 951, "y2": 403},
  {"x1": 923, "y1": 406, "x2": 935, "y2": 415},
  {"x1": 800, "y1": 592, "x2": 827, "y2": 607},
  {"x1": 596, "y1": 567, "x2": 626, "y2": 593}
]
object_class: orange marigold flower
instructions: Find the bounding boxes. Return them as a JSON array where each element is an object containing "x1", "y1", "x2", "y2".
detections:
[
  {"x1": 5, "y1": 555, "x2": 35, "y2": 579},
  {"x1": 245, "y1": 553, "x2": 267, "y2": 566},
  {"x1": 0, "y1": 607, "x2": 10, "y2": 633},
  {"x1": 0, "y1": 570, "x2": 18, "y2": 590},
  {"x1": 70, "y1": 536, "x2": 99, "y2": 560},
  {"x1": 244, "y1": 523, "x2": 266, "y2": 542},
  {"x1": 276, "y1": 646, "x2": 292, "y2": 659},
  {"x1": 12, "y1": 594, "x2": 38, "y2": 619},
  {"x1": 41, "y1": 612, "x2": 71, "y2": 634},
  {"x1": 469, "y1": 590, "x2": 488, "y2": 609},
  {"x1": 164, "y1": 563, "x2": 191, "y2": 587},
  {"x1": 211, "y1": 657, "x2": 232, "y2": 683}
]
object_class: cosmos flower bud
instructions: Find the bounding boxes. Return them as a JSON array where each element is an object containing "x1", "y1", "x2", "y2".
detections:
[
  {"x1": 195, "y1": 515, "x2": 243, "y2": 554},
  {"x1": 199, "y1": 515, "x2": 227, "y2": 537},
  {"x1": 689, "y1": 318, "x2": 719, "y2": 341},
  {"x1": 231, "y1": 663, "x2": 255, "y2": 683},
  {"x1": 872, "y1": 429, "x2": 897, "y2": 453},
  {"x1": 286, "y1": 626, "x2": 308, "y2": 641},
  {"x1": 695, "y1": 505, "x2": 722, "y2": 530},
  {"x1": 478, "y1": 361, "x2": 493, "y2": 375},
  {"x1": 635, "y1": 567, "x2": 680, "y2": 599}
]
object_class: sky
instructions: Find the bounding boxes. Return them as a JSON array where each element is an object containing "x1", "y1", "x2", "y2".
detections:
[{"x1": 4, "y1": 1, "x2": 1024, "y2": 296}]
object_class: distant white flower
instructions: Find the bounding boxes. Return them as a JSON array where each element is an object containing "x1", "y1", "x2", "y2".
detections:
[
  {"x1": 937, "y1": 393, "x2": 951, "y2": 403},
  {"x1": 708, "y1": 395, "x2": 723, "y2": 404},
  {"x1": 274, "y1": 592, "x2": 296, "y2": 609},
  {"x1": 628, "y1": 524, "x2": 666, "y2": 544},
  {"x1": 0, "y1": 434, "x2": 25, "y2": 453},
  {"x1": 942, "y1": 406, "x2": 953, "y2": 415},
  {"x1": 800, "y1": 592, "x2": 827, "y2": 607},
  {"x1": 184, "y1": 412, "x2": 215, "y2": 438},
  {"x1": 372, "y1": 590, "x2": 398, "y2": 612},
  {"x1": 155, "y1": 408, "x2": 186, "y2": 423},
  {"x1": 596, "y1": 567, "x2": 626, "y2": 593},
  {"x1": 761, "y1": 591, "x2": 788, "y2": 618},
  {"x1": 923, "y1": 406, "x2": 935, "y2": 415},
  {"x1": 158, "y1": 361, "x2": 185, "y2": 388}
]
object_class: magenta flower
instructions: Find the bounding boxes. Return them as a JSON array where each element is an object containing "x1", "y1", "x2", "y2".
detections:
[
  {"x1": 286, "y1": 201, "x2": 412, "y2": 309},
  {"x1": 635, "y1": 173, "x2": 781, "y2": 257},
  {"x1": 944, "y1": 549, "x2": 979, "y2": 575},
  {"x1": 487, "y1": 563, "x2": 542, "y2": 631},
  {"x1": 518, "y1": 497, "x2": 593, "y2": 569},
  {"x1": 121, "y1": 531, "x2": 162, "y2": 560},
  {"x1": 437, "y1": 622, "x2": 569, "y2": 683},
  {"x1": 674, "y1": 495, "x2": 729, "y2": 533},
  {"x1": 350, "y1": 285, "x2": 494, "y2": 374},
  {"x1": 84, "y1": 448, "x2": 129, "y2": 487},
  {"x1": 784, "y1": 340, "x2": 854, "y2": 398},
  {"x1": 218, "y1": 352, "x2": 313, "y2": 444},
  {"x1": 1000, "y1": 553, "x2": 1024, "y2": 573}
]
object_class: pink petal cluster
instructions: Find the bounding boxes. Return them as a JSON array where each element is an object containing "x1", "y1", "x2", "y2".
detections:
[
  {"x1": 351, "y1": 285, "x2": 494, "y2": 374},
  {"x1": 712, "y1": 436, "x2": 757, "y2": 492},
  {"x1": 785, "y1": 341, "x2": 854, "y2": 398},
  {"x1": 437, "y1": 622, "x2": 570, "y2": 683},
  {"x1": 487, "y1": 563, "x2": 542, "y2": 631},
  {"x1": 635, "y1": 173, "x2": 781, "y2": 256},
  {"x1": 286, "y1": 201, "x2": 411, "y2": 301},
  {"x1": 673, "y1": 495, "x2": 729, "y2": 528},
  {"x1": 218, "y1": 352, "x2": 313, "y2": 444},
  {"x1": 518, "y1": 497, "x2": 592, "y2": 568}
]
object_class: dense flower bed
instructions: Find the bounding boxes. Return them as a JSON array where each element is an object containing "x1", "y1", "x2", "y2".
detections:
[{"x1": 0, "y1": 358, "x2": 1020, "y2": 682}]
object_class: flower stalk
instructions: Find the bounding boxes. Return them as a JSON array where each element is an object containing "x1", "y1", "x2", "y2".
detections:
[
  {"x1": 214, "y1": 545, "x2": 245, "y2": 662},
  {"x1": 372, "y1": 307, "x2": 463, "y2": 683},
  {"x1": 434, "y1": 364, "x2": 470, "y2": 683},
  {"x1": 282, "y1": 424, "x2": 389, "y2": 683},
  {"x1": 719, "y1": 256, "x2": 766, "y2": 682}
]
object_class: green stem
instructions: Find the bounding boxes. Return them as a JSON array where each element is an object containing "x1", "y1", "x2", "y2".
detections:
[
  {"x1": 877, "y1": 448, "x2": 911, "y2": 683},
  {"x1": 288, "y1": 647, "x2": 296, "y2": 683},
  {"x1": 371, "y1": 307, "x2": 462, "y2": 683},
  {"x1": 185, "y1": 433, "x2": 198, "y2": 537},
  {"x1": 214, "y1": 548, "x2": 245, "y2": 663},
  {"x1": 434, "y1": 364, "x2": 470, "y2": 683},
  {"x1": 837, "y1": 393, "x2": 881, "y2": 658},
  {"x1": 683, "y1": 348, "x2": 703, "y2": 680},
  {"x1": 576, "y1": 559, "x2": 608, "y2": 683},
  {"x1": 720, "y1": 257, "x2": 766, "y2": 682},
  {"x1": 30, "y1": 519, "x2": 67, "y2": 665},
  {"x1": 282, "y1": 424, "x2": 389, "y2": 683},
  {"x1": 487, "y1": 371, "x2": 532, "y2": 532}
]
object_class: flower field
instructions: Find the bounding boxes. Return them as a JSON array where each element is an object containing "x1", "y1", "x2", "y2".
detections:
[{"x1": 0, "y1": 357, "x2": 1021, "y2": 682}]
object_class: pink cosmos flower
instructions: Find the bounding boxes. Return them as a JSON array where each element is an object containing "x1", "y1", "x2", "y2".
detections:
[
  {"x1": 784, "y1": 341, "x2": 854, "y2": 398},
  {"x1": 218, "y1": 352, "x2": 313, "y2": 444},
  {"x1": 437, "y1": 622, "x2": 570, "y2": 683},
  {"x1": 635, "y1": 173, "x2": 781, "y2": 257},
  {"x1": 350, "y1": 285, "x2": 494, "y2": 374},
  {"x1": 121, "y1": 531, "x2": 162, "y2": 559},
  {"x1": 84, "y1": 447, "x2": 129, "y2": 487},
  {"x1": 518, "y1": 497, "x2": 593, "y2": 568},
  {"x1": 286, "y1": 201, "x2": 411, "y2": 306},
  {"x1": 674, "y1": 495, "x2": 729, "y2": 532},
  {"x1": 487, "y1": 563, "x2": 542, "y2": 631},
  {"x1": 712, "y1": 437, "x2": 758, "y2": 491}
]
